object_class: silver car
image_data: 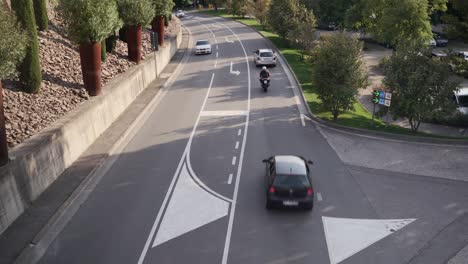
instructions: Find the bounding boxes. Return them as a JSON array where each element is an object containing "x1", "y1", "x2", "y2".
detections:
[{"x1": 254, "y1": 49, "x2": 277, "y2": 67}]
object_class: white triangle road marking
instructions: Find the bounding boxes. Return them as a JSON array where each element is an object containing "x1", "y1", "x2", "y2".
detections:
[
  {"x1": 152, "y1": 162, "x2": 230, "y2": 247},
  {"x1": 322, "y1": 216, "x2": 416, "y2": 264}
]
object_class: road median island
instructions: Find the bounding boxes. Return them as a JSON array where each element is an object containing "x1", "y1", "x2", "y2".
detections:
[
  {"x1": 201, "y1": 10, "x2": 468, "y2": 145},
  {"x1": 0, "y1": 26, "x2": 183, "y2": 235}
]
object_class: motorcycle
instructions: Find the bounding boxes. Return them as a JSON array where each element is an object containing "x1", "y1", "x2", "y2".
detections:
[{"x1": 260, "y1": 78, "x2": 270, "y2": 92}]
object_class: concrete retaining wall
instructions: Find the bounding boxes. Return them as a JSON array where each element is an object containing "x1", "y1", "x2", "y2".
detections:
[{"x1": 0, "y1": 28, "x2": 183, "y2": 235}]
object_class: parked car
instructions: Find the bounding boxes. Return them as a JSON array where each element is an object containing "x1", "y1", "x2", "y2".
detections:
[
  {"x1": 454, "y1": 88, "x2": 468, "y2": 115},
  {"x1": 262, "y1": 155, "x2": 314, "y2": 210},
  {"x1": 195, "y1": 40, "x2": 211, "y2": 55},
  {"x1": 176, "y1": 10, "x2": 185, "y2": 18},
  {"x1": 428, "y1": 38, "x2": 437, "y2": 47},
  {"x1": 433, "y1": 32, "x2": 448, "y2": 47},
  {"x1": 458, "y1": 51, "x2": 468, "y2": 61},
  {"x1": 254, "y1": 49, "x2": 277, "y2": 67}
]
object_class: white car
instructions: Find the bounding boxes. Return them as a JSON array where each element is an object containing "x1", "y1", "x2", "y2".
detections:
[
  {"x1": 195, "y1": 40, "x2": 212, "y2": 55},
  {"x1": 176, "y1": 10, "x2": 185, "y2": 18},
  {"x1": 454, "y1": 88, "x2": 468, "y2": 115},
  {"x1": 254, "y1": 49, "x2": 277, "y2": 67},
  {"x1": 428, "y1": 38, "x2": 437, "y2": 47},
  {"x1": 458, "y1": 51, "x2": 468, "y2": 61}
]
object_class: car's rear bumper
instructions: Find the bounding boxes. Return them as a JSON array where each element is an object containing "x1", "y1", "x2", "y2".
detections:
[
  {"x1": 255, "y1": 59, "x2": 277, "y2": 66},
  {"x1": 195, "y1": 49, "x2": 211, "y2": 55},
  {"x1": 267, "y1": 195, "x2": 314, "y2": 208}
]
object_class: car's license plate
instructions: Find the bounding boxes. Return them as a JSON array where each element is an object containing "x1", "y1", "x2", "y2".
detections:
[{"x1": 283, "y1": 200, "x2": 298, "y2": 206}]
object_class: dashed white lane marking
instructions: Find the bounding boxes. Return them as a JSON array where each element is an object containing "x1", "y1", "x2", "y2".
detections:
[
  {"x1": 228, "y1": 173, "x2": 233, "y2": 184},
  {"x1": 322, "y1": 217, "x2": 416, "y2": 264},
  {"x1": 235, "y1": 141, "x2": 239, "y2": 150},
  {"x1": 200, "y1": 110, "x2": 248, "y2": 117},
  {"x1": 232, "y1": 156, "x2": 237, "y2": 166},
  {"x1": 216, "y1": 51, "x2": 219, "y2": 58},
  {"x1": 214, "y1": 60, "x2": 217, "y2": 68},
  {"x1": 152, "y1": 162, "x2": 229, "y2": 247},
  {"x1": 216, "y1": 45, "x2": 219, "y2": 50},
  {"x1": 237, "y1": 129, "x2": 242, "y2": 136},
  {"x1": 317, "y1": 192, "x2": 323, "y2": 201}
]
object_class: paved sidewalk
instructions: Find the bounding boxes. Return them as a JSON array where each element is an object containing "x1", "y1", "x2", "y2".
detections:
[{"x1": 360, "y1": 42, "x2": 468, "y2": 137}]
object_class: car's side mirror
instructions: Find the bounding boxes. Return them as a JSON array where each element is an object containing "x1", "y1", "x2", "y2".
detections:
[
  {"x1": 262, "y1": 159, "x2": 269, "y2": 163},
  {"x1": 307, "y1": 160, "x2": 314, "y2": 165}
]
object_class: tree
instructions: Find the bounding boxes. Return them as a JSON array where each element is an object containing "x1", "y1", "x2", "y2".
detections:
[
  {"x1": 11, "y1": 0, "x2": 42, "y2": 93},
  {"x1": 382, "y1": 47, "x2": 460, "y2": 132},
  {"x1": 33, "y1": 0, "x2": 49, "y2": 31},
  {"x1": 227, "y1": 0, "x2": 253, "y2": 17},
  {"x1": 0, "y1": 1, "x2": 28, "y2": 165},
  {"x1": 60, "y1": 0, "x2": 122, "y2": 96},
  {"x1": 311, "y1": 33, "x2": 367, "y2": 121},
  {"x1": 268, "y1": 0, "x2": 299, "y2": 39},
  {"x1": 152, "y1": 0, "x2": 175, "y2": 46},
  {"x1": 346, "y1": 0, "x2": 445, "y2": 48},
  {"x1": 117, "y1": 0, "x2": 154, "y2": 63},
  {"x1": 253, "y1": 0, "x2": 271, "y2": 27},
  {"x1": 287, "y1": 6, "x2": 317, "y2": 59},
  {"x1": 443, "y1": 0, "x2": 468, "y2": 42},
  {"x1": 314, "y1": 0, "x2": 357, "y2": 29}
]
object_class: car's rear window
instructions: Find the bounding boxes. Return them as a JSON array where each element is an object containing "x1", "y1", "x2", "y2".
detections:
[
  {"x1": 260, "y1": 52, "x2": 274, "y2": 57},
  {"x1": 197, "y1": 40, "x2": 209, "y2": 45},
  {"x1": 458, "y1": 95, "x2": 468, "y2": 107},
  {"x1": 273, "y1": 174, "x2": 310, "y2": 188}
]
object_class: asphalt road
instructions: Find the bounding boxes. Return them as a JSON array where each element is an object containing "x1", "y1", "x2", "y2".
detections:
[{"x1": 36, "y1": 14, "x2": 468, "y2": 264}]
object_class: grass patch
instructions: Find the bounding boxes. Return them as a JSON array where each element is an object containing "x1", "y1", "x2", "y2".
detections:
[{"x1": 200, "y1": 10, "x2": 468, "y2": 139}]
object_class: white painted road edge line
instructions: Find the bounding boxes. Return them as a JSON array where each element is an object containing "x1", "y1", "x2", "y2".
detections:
[
  {"x1": 228, "y1": 173, "x2": 233, "y2": 184},
  {"x1": 232, "y1": 156, "x2": 237, "y2": 166},
  {"x1": 235, "y1": 141, "x2": 239, "y2": 150},
  {"x1": 137, "y1": 72, "x2": 216, "y2": 264},
  {"x1": 317, "y1": 192, "x2": 323, "y2": 201}
]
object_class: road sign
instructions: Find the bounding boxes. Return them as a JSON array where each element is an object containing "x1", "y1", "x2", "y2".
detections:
[{"x1": 372, "y1": 90, "x2": 392, "y2": 106}]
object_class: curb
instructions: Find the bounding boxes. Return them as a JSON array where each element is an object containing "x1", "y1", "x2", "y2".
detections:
[
  {"x1": 226, "y1": 18, "x2": 468, "y2": 146},
  {"x1": 13, "y1": 27, "x2": 192, "y2": 264}
]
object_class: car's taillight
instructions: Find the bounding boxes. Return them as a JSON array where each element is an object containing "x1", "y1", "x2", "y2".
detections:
[
  {"x1": 307, "y1": 187, "x2": 313, "y2": 196},
  {"x1": 269, "y1": 186, "x2": 275, "y2": 194}
]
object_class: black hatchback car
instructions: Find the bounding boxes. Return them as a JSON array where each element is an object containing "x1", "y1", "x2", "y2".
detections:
[{"x1": 262, "y1": 155, "x2": 314, "y2": 210}]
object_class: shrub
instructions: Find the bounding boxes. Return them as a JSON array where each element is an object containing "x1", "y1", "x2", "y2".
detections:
[
  {"x1": 11, "y1": 0, "x2": 42, "y2": 93},
  {"x1": 33, "y1": 0, "x2": 49, "y2": 31}
]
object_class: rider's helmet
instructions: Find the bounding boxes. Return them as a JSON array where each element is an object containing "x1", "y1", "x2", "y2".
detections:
[{"x1": 262, "y1": 66, "x2": 267, "y2": 70}]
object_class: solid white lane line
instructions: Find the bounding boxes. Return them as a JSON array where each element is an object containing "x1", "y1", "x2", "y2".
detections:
[
  {"x1": 237, "y1": 129, "x2": 242, "y2": 136},
  {"x1": 137, "y1": 73, "x2": 216, "y2": 264},
  {"x1": 235, "y1": 141, "x2": 239, "y2": 150},
  {"x1": 228, "y1": 173, "x2": 233, "y2": 184},
  {"x1": 317, "y1": 192, "x2": 323, "y2": 201},
  {"x1": 200, "y1": 110, "x2": 248, "y2": 117},
  {"x1": 232, "y1": 156, "x2": 237, "y2": 166}
]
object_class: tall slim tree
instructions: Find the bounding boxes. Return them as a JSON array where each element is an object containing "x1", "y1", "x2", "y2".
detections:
[
  {"x1": 33, "y1": 0, "x2": 49, "y2": 31},
  {"x1": 0, "y1": 2, "x2": 28, "y2": 165},
  {"x1": 287, "y1": 5, "x2": 317, "y2": 59},
  {"x1": 253, "y1": 0, "x2": 271, "y2": 27},
  {"x1": 268, "y1": 0, "x2": 299, "y2": 39},
  {"x1": 60, "y1": 0, "x2": 122, "y2": 96},
  {"x1": 117, "y1": 0, "x2": 154, "y2": 64},
  {"x1": 11, "y1": 0, "x2": 42, "y2": 93},
  {"x1": 311, "y1": 33, "x2": 367, "y2": 121}
]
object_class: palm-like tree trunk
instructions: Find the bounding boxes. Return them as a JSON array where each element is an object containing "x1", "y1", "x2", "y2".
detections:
[
  {"x1": 151, "y1": 15, "x2": 165, "y2": 46},
  {"x1": 79, "y1": 42, "x2": 102, "y2": 96},
  {"x1": 0, "y1": 80, "x2": 9, "y2": 166},
  {"x1": 127, "y1": 24, "x2": 142, "y2": 63}
]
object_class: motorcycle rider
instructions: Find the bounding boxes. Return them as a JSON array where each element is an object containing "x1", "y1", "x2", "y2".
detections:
[{"x1": 259, "y1": 66, "x2": 270, "y2": 85}]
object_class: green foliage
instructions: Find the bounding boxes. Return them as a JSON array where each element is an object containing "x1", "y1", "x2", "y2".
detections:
[
  {"x1": 311, "y1": 33, "x2": 367, "y2": 121},
  {"x1": 382, "y1": 47, "x2": 461, "y2": 131},
  {"x1": 253, "y1": 0, "x2": 271, "y2": 26},
  {"x1": 287, "y1": 6, "x2": 317, "y2": 58},
  {"x1": 11, "y1": 0, "x2": 42, "y2": 93},
  {"x1": 153, "y1": 0, "x2": 175, "y2": 16},
  {"x1": 117, "y1": 0, "x2": 154, "y2": 26},
  {"x1": 0, "y1": 2, "x2": 28, "y2": 80},
  {"x1": 33, "y1": 0, "x2": 49, "y2": 31},
  {"x1": 268, "y1": 0, "x2": 299, "y2": 39},
  {"x1": 443, "y1": 0, "x2": 468, "y2": 42},
  {"x1": 315, "y1": 0, "x2": 357, "y2": 28},
  {"x1": 164, "y1": 15, "x2": 169, "y2": 27},
  {"x1": 101, "y1": 39, "x2": 107, "y2": 61},
  {"x1": 347, "y1": 0, "x2": 437, "y2": 48},
  {"x1": 227, "y1": 0, "x2": 254, "y2": 17},
  {"x1": 105, "y1": 34, "x2": 118, "y2": 52},
  {"x1": 60, "y1": 0, "x2": 122, "y2": 44}
]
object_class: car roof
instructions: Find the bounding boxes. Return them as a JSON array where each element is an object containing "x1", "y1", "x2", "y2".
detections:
[
  {"x1": 274, "y1": 155, "x2": 307, "y2": 175},
  {"x1": 455, "y1": 88, "x2": 468, "y2": 96},
  {"x1": 258, "y1": 49, "x2": 273, "y2": 53}
]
